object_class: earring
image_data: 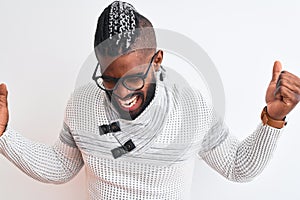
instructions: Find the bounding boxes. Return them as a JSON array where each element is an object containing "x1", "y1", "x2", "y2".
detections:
[{"x1": 159, "y1": 66, "x2": 164, "y2": 81}]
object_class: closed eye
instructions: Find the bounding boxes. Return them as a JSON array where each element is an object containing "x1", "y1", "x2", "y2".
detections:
[
  {"x1": 102, "y1": 78, "x2": 115, "y2": 83},
  {"x1": 101, "y1": 75, "x2": 119, "y2": 82}
]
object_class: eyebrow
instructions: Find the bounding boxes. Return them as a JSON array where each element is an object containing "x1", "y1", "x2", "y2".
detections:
[
  {"x1": 101, "y1": 72, "x2": 144, "y2": 80},
  {"x1": 101, "y1": 75, "x2": 119, "y2": 81}
]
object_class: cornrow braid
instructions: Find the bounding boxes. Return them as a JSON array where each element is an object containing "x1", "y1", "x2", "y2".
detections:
[{"x1": 94, "y1": 1, "x2": 156, "y2": 57}]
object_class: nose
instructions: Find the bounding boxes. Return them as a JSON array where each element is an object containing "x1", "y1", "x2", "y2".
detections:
[{"x1": 112, "y1": 81, "x2": 132, "y2": 99}]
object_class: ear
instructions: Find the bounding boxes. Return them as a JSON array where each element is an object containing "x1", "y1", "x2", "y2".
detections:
[{"x1": 154, "y1": 50, "x2": 163, "y2": 71}]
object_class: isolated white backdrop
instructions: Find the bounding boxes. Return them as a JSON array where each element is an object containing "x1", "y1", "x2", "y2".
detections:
[{"x1": 1, "y1": 0, "x2": 300, "y2": 199}]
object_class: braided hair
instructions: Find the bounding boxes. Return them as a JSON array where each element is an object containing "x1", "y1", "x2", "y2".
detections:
[{"x1": 94, "y1": 1, "x2": 156, "y2": 57}]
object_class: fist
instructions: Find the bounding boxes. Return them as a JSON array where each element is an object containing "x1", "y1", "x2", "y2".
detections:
[
  {"x1": 0, "y1": 83, "x2": 9, "y2": 136},
  {"x1": 266, "y1": 61, "x2": 300, "y2": 120}
]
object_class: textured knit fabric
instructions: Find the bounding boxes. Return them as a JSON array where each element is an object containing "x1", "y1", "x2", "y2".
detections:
[{"x1": 0, "y1": 68, "x2": 282, "y2": 200}]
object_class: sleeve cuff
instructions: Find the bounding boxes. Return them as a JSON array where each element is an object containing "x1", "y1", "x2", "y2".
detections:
[
  {"x1": 0, "y1": 126, "x2": 14, "y2": 152},
  {"x1": 258, "y1": 122, "x2": 283, "y2": 140},
  {"x1": 261, "y1": 106, "x2": 287, "y2": 129}
]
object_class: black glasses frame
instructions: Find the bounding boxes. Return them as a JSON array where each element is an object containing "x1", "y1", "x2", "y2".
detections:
[{"x1": 92, "y1": 51, "x2": 159, "y2": 92}]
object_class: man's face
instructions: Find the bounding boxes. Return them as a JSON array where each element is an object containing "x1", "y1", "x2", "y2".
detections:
[{"x1": 99, "y1": 50, "x2": 162, "y2": 120}]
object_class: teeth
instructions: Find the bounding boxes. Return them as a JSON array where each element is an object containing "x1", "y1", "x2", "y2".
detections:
[{"x1": 118, "y1": 95, "x2": 138, "y2": 108}]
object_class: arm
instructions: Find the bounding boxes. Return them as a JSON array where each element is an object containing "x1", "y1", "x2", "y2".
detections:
[
  {"x1": 199, "y1": 61, "x2": 300, "y2": 182},
  {"x1": 199, "y1": 122, "x2": 282, "y2": 182},
  {"x1": 0, "y1": 84, "x2": 84, "y2": 184},
  {"x1": 0, "y1": 125, "x2": 83, "y2": 184}
]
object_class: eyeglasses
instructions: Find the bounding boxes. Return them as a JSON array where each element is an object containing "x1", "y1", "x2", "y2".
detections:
[{"x1": 92, "y1": 51, "x2": 158, "y2": 92}]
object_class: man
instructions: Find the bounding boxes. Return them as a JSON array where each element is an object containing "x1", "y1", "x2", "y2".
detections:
[{"x1": 1, "y1": 1, "x2": 300, "y2": 199}]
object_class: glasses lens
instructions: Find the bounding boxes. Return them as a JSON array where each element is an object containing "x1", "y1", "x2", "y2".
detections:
[
  {"x1": 97, "y1": 78, "x2": 114, "y2": 90},
  {"x1": 123, "y1": 76, "x2": 144, "y2": 90}
]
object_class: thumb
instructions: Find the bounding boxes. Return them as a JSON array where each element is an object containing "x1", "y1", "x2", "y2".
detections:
[
  {"x1": 270, "y1": 61, "x2": 282, "y2": 84},
  {"x1": 0, "y1": 83, "x2": 8, "y2": 101},
  {"x1": 0, "y1": 83, "x2": 8, "y2": 136}
]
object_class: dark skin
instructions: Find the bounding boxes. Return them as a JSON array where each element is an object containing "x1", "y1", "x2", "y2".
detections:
[
  {"x1": 0, "y1": 59, "x2": 299, "y2": 135},
  {"x1": 98, "y1": 49, "x2": 164, "y2": 120},
  {"x1": 266, "y1": 61, "x2": 300, "y2": 120},
  {"x1": 0, "y1": 84, "x2": 8, "y2": 135}
]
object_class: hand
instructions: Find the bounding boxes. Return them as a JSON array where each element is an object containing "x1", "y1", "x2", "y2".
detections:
[
  {"x1": 266, "y1": 61, "x2": 300, "y2": 120},
  {"x1": 0, "y1": 83, "x2": 9, "y2": 136}
]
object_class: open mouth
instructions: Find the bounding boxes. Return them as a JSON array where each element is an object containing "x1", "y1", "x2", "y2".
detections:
[{"x1": 116, "y1": 94, "x2": 142, "y2": 112}]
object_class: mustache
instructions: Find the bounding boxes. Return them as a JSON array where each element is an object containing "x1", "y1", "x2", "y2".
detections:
[{"x1": 111, "y1": 91, "x2": 144, "y2": 100}]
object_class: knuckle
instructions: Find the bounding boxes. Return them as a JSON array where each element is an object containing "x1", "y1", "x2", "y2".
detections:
[
  {"x1": 277, "y1": 86, "x2": 283, "y2": 93},
  {"x1": 296, "y1": 94, "x2": 300, "y2": 102},
  {"x1": 277, "y1": 79, "x2": 283, "y2": 86}
]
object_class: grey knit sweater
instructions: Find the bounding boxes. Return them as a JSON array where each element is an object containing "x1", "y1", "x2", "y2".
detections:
[{"x1": 0, "y1": 69, "x2": 282, "y2": 199}]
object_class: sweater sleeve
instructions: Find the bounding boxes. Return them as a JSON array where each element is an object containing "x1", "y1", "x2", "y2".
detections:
[
  {"x1": 199, "y1": 122, "x2": 282, "y2": 182},
  {"x1": 0, "y1": 123, "x2": 84, "y2": 184}
]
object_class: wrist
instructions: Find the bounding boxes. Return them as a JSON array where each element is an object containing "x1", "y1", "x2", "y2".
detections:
[
  {"x1": 0, "y1": 124, "x2": 7, "y2": 137},
  {"x1": 261, "y1": 106, "x2": 287, "y2": 129}
]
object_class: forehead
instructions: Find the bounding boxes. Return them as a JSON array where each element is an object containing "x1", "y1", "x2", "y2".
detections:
[{"x1": 99, "y1": 51, "x2": 151, "y2": 76}]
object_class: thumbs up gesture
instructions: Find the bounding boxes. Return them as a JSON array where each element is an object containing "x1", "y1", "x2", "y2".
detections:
[
  {"x1": 0, "y1": 83, "x2": 9, "y2": 136},
  {"x1": 266, "y1": 61, "x2": 300, "y2": 120}
]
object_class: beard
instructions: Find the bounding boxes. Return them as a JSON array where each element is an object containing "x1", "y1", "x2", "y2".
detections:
[{"x1": 105, "y1": 82, "x2": 156, "y2": 120}]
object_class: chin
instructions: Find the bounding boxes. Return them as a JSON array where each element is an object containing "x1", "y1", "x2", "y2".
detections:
[
  {"x1": 108, "y1": 83, "x2": 156, "y2": 120},
  {"x1": 111, "y1": 94, "x2": 145, "y2": 120},
  {"x1": 126, "y1": 110, "x2": 141, "y2": 120},
  {"x1": 115, "y1": 104, "x2": 144, "y2": 120}
]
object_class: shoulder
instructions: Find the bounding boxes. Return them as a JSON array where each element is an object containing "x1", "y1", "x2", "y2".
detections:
[
  {"x1": 64, "y1": 83, "x2": 104, "y2": 119},
  {"x1": 163, "y1": 67, "x2": 209, "y2": 109},
  {"x1": 72, "y1": 82, "x2": 103, "y2": 102}
]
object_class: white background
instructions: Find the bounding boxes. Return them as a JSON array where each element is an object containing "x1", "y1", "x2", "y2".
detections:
[{"x1": 1, "y1": 0, "x2": 300, "y2": 199}]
